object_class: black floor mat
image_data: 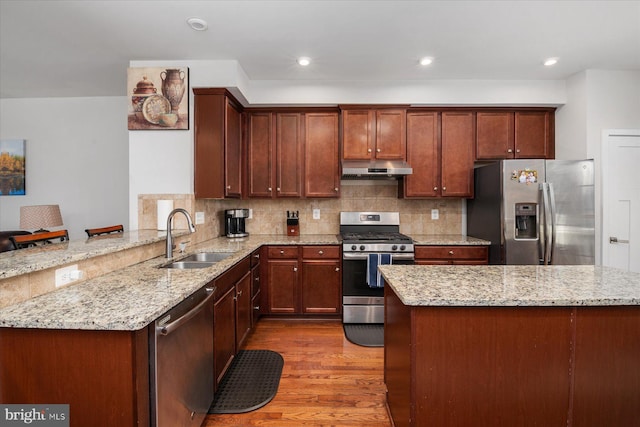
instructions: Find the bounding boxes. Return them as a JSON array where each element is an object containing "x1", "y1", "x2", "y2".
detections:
[
  {"x1": 343, "y1": 323, "x2": 384, "y2": 347},
  {"x1": 209, "y1": 349, "x2": 284, "y2": 414}
]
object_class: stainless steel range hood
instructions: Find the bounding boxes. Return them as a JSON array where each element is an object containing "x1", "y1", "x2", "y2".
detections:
[{"x1": 341, "y1": 159, "x2": 413, "y2": 179}]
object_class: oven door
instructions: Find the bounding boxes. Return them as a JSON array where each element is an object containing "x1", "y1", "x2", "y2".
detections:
[{"x1": 342, "y1": 252, "x2": 414, "y2": 323}]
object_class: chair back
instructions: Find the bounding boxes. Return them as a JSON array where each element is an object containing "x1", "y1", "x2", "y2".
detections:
[
  {"x1": 10, "y1": 230, "x2": 69, "y2": 249},
  {"x1": 85, "y1": 224, "x2": 124, "y2": 237},
  {"x1": 0, "y1": 231, "x2": 32, "y2": 252}
]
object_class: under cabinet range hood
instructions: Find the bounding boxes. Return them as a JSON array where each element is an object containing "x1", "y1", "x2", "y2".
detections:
[{"x1": 341, "y1": 160, "x2": 413, "y2": 179}]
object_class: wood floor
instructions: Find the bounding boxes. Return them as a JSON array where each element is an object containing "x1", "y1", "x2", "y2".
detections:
[{"x1": 204, "y1": 318, "x2": 392, "y2": 427}]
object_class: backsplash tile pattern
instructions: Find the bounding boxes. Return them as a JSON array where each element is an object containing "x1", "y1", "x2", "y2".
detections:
[{"x1": 141, "y1": 181, "x2": 462, "y2": 243}]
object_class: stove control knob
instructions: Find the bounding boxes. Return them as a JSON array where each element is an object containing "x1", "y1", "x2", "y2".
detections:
[
  {"x1": 400, "y1": 245, "x2": 406, "y2": 251},
  {"x1": 351, "y1": 245, "x2": 357, "y2": 251},
  {"x1": 359, "y1": 245, "x2": 365, "y2": 251},
  {"x1": 392, "y1": 245, "x2": 398, "y2": 251}
]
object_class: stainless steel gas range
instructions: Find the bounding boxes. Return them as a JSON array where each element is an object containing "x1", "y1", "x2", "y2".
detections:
[{"x1": 339, "y1": 212, "x2": 414, "y2": 324}]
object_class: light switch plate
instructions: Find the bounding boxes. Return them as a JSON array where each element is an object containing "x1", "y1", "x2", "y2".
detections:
[
  {"x1": 313, "y1": 208, "x2": 320, "y2": 220},
  {"x1": 431, "y1": 209, "x2": 439, "y2": 220},
  {"x1": 195, "y1": 211, "x2": 205, "y2": 225}
]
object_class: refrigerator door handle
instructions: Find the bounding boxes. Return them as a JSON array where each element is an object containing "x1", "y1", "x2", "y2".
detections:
[
  {"x1": 541, "y1": 182, "x2": 553, "y2": 265},
  {"x1": 547, "y1": 182, "x2": 557, "y2": 264}
]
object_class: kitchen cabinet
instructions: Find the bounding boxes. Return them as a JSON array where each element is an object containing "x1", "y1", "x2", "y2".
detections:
[
  {"x1": 401, "y1": 110, "x2": 474, "y2": 198},
  {"x1": 246, "y1": 111, "x2": 303, "y2": 198},
  {"x1": 301, "y1": 246, "x2": 341, "y2": 314},
  {"x1": 212, "y1": 256, "x2": 252, "y2": 385},
  {"x1": 341, "y1": 107, "x2": 407, "y2": 160},
  {"x1": 305, "y1": 112, "x2": 340, "y2": 197},
  {"x1": 263, "y1": 245, "x2": 341, "y2": 316},
  {"x1": 476, "y1": 109, "x2": 555, "y2": 160},
  {"x1": 415, "y1": 245, "x2": 489, "y2": 265},
  {"x1": 251, "y1": 248, "x2": 262, "y2": 326},
  {"x1": 193, "y1": 88, "x2": 243, "y2": 199}
]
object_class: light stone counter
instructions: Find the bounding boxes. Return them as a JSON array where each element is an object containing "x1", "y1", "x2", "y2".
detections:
[
  {"x1": 379, "y1": 265, "x2": 640, "y2": 307},
  {"x1": 0, "y1": 234, "x2": 339, "y2": 330},
  {"x1": 410, "y1": 234, "x2": 490, "y2": 245}
]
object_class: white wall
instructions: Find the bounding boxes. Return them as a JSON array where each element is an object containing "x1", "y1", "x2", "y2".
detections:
[{"x1": 0, "y1": 97, "x2": 129, "y2": 240}]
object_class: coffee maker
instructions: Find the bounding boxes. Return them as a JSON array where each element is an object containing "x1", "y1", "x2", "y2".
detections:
[{"x1": 224, "y1": 209, "x2": 249, "y2": 238}]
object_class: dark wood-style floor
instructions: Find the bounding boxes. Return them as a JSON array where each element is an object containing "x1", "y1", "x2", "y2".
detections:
[{"x1": 203, "y1": 318, "x2": 392, "y2": 427}]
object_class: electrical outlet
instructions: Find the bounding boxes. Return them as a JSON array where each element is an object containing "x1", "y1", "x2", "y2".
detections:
[
  {"x1": 195, "y1": 211, "x2": 205, "y2": 225},
  {"x1": 431, "y1": 209, "x2": 439, "y2": 220},
  {"x1": 55, "y1": 264, "x2": 82, "y2": 287},
  {"x1": 313, "y1": 208, "x2": 320, "y2": 220}
]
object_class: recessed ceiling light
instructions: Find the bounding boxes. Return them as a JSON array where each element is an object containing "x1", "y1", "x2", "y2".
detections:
[
  {"x1": 544, "y1": 57, "x2": 558, "y2": 66},
  {"x1": 187, "y1": 17, "x2": 208, "y2": 31},
  {"x1": 297, "y1": 57, "x2": 311, "y2": 66},
  {"x1": 419, "y1": 57, "x2": 434, "y2": 66}
]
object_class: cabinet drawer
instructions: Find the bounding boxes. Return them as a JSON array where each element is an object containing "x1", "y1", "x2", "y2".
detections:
[
  {"x1": 415, "y1": 245, "x2": 488, "y2": 261},
  {"x1": 267, "y1": 246, "x2": 299, "y2": 258},
  {"x1": 301, "y1": 245, "x2": 340, "y2": 259}
]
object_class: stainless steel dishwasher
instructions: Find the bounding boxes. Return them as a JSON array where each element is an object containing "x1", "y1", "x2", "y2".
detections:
[{"x1": 150, "y1": 285, "x2": 215, "y2": 427}]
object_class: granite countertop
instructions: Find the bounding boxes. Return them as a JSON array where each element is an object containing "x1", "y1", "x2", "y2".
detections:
[
  {"x1": 380, "y1": 265, "x2": 640, "y2": 307},
  {"x1": 410, "y1": 235, "x2": 490, "y2": 245},
  {"x1": 0, "y1": 234, "x2": 339, "y2": 331}
]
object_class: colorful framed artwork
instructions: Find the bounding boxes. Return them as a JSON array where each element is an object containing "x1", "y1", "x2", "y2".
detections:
[
  {"x1": 127, "y1": 67, "x2": 189, "y2": 130},
  {"x1": 0, "y1": 139, "x2": 26, "y2": 195}
]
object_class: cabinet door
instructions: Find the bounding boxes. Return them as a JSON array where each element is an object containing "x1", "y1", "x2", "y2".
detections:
[
  {"x1": 247, "y1": 112, "x2": 274, "y2": 197},
  {"x1": 476, "y1": 112, "x2": 514, "y2": 159},
  {"x1": 225, "y1": 99, "x2": 242, "y2": 197},
  {"x1": 305, "y1": 112, "x2": 340, "y2": 198},
  {"x1": 276, "y1": 113, "x2": 303, "y2": 197},
  {"x1": 515, "y1": 111, "x2": 553, "y2": 158},
  {"x1": 194, "y1": 93, "x2": 224, "y2": 199},
  {"x1": 214, "y1": 286, "x2": 236, "y2": 384},
  {"x1": 375, "y1": 109, "x2": 406, "y2": 160},
  {"x1": 403, "y1": 111, "x2": 439, "y2": 197},
  {"x1": 301, "y1": 259, "x2": 341, "y2": 314},
  {"x1": 441, "y1": 112, "x2": 475, "y2": 198},
  {"x1": 267, "y1": 259, "x2": 299, "y2": 314},
  {"x1": 342, "y1": 109, "x2": 375, "y2": 160},
  {"x1": 235, "y1": 271, "x2": 252, "y2": 350}
]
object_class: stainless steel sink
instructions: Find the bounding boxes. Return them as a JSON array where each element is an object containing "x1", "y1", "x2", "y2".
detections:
[
  {"x1": 181, "y1": 252, "x2": 234, "y2": 263},
  {"x1": 161, "y1": 261, "x2": 215, "y2": 269}
]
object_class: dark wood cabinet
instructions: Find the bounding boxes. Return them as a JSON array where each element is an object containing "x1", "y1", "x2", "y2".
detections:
[
  {"x1": 251, "y1": 249, "x2": 261, "y2": 326},
  {"x1": 341, "y1": 107, "x2": 407, "y2": 160},
  {"x1": 301, "y1": 246, "x2": 341, "y2": 315},
  {"x1": 415, "y1": 245, "x2": 489, "y2": 265},
  {"x1": 263, "y1": 245, "x2": 341, "y2": 316},
  {"x1": 235, "y1": 271, "x2": 252, "y2": 350},
  {"x1": 246, "y1": 111, "x2": 273, "y2": 197},
  {"x1": 305, "y1": 112, "x2": 340, "y2": 197},
  {"x1": 440, "y1": 112, "x2": 475, "y2": 198},
  {"x1": 193, "y1": 88, "x2": 243, "y2": 199},
  {"x1": 476, "y1": 109, "x2": 555, "y2": 160},
  {"x1": 402, "y1": 111, "x2": 439, "y2": 197}
]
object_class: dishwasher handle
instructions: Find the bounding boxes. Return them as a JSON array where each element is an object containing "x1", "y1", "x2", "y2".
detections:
[{"x1": 157, "y1": 287, "x2": 215, "y2": 336}]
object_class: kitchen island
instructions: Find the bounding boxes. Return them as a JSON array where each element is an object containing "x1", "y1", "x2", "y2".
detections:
[{"x1": 380, "y1": 265, "x2": 640, "y2": 427}]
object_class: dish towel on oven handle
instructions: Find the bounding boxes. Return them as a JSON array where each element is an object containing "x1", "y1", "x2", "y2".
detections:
[{"x1": 366, "y1": 253, "x2": 392, "y2": 288}]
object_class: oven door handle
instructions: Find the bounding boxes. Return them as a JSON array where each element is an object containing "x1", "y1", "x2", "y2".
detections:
[{"x1": 342, "y1": 252, "x2": 415, "y2": 261}]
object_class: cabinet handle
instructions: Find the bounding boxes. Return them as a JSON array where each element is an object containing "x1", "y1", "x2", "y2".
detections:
[
  {"x1": 237, "y1": 290, "x2": 243, "y2": 297},
  {"x1": 280, "y1": 250, "x2": 284, "y2": 254},
  {"x1": 293, "y1": 267, "x2": 298, "y2": 272},
  {"x1": 253, "y1": 254, "x2": 260, "y2": 259},
  {"x1": 442, "y1": 187, "x2": 447, "y2": 191},
  {"x1": 376, "y1": 148, "x2": 381, "y2": 153},
  {"x1": 516, "y1": 149, "x2": 520, "y2": 153},
  {"x1": 254, "y1": 277, "x2": 259, "y2": 282},
  {"x1": 268, "y1": 187, "x2": 272, "y2": 192},
  {"x1": 367, "y1": 148, "x2": 372, "y2": 153},
  {"x1": 226, "y1": 185, "x2": 231, "y2": 190},
  {"x1": 507, "y1": 149, "x2": 513, "y2": 153},
  {"x1": 335, "y1": 267, "x2": 340, "y2": 272},
  {"x1": 318, "y1": 250, "x2": 324, "y2": 255},
  {"x1": 254, "y1": 306, "x2": 260, "y2": 311},
  {"x1": 277, "y1": 187, "x2": 281, "y2": 192},
  {"x1": 448, "y1": 250, "x2": 454, "y2": 255},
  {"x1": 334, "y1": 188, "x2": 339, "y2": 192},
  {"x1": 433, "y1": 186, "x2": 438, "y2": 191}
]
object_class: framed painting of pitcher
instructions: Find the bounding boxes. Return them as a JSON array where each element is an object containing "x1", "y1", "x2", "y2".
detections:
[{"x1": 127, "y1": 67, "x2": 189, "y2": 130}]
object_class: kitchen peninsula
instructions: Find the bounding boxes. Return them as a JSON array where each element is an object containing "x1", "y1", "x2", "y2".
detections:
[{"x1": 381, "y1": 264, "x2": 640, "y2": 427}]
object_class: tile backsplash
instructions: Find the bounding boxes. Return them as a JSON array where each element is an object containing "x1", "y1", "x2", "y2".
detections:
[{"x1": 140, "y1": 180, "x2": 462, "y2": 243}]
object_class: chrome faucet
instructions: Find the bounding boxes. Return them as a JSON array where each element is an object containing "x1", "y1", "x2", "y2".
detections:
[{"x1": 165, "y1": 208, "x2": 196, "y2": 258}]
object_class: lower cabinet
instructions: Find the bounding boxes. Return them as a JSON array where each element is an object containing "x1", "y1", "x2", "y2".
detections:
[
  {"x1": 415, "y1": 245, "x2": 489, "y2": 265},
  {"x1": 263, "y1": 245, "x2": 341, "y2": 316}
]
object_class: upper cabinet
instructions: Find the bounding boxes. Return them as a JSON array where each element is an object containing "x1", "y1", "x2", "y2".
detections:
[
  {"x1": 402, "y1": 111, "x2": 439, "y2": 198},
  {"x1": 305, "y1": 112, "x2": 340, "y2": 198},
  {"x1": 440, "y1": 112, "x2": 475, "y2": 198},
  {"x1": 193, "y1": 88, "x2": 243, "y2": 199},
  {"x1": 341, "y1": 107, "x2": 407, "y2": 160},
  {"x1": 476, "y1": 109, "x2": 555, "y2": 160}
]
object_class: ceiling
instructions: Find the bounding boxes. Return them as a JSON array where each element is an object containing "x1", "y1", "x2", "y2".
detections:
[{"x1": 1, "y1": 0, "x2": 639, "y2": 99}]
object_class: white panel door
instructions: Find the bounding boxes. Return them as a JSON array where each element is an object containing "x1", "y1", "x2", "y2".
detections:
[{"x1": 602, "y1": 130, "x2": 640, "y2": 272}]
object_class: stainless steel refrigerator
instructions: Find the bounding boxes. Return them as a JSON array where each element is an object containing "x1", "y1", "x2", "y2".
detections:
[{"x1": 467, "y1": 159, "x2": 595, "y2": 265}]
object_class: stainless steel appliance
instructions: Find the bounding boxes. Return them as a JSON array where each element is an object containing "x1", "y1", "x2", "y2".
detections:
[
  {"x1": 467, "y1": 159, "x2": 595, "y2": 265},
  {"x1": 150, "y1": 285, "x2": 215, "y2": 427},
  {"x1": 340, "y1": 212, "x2": 414, "y2": 324},
  {"x1": 224, "y1": 209, "x2": 249, "y2": 238}
]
